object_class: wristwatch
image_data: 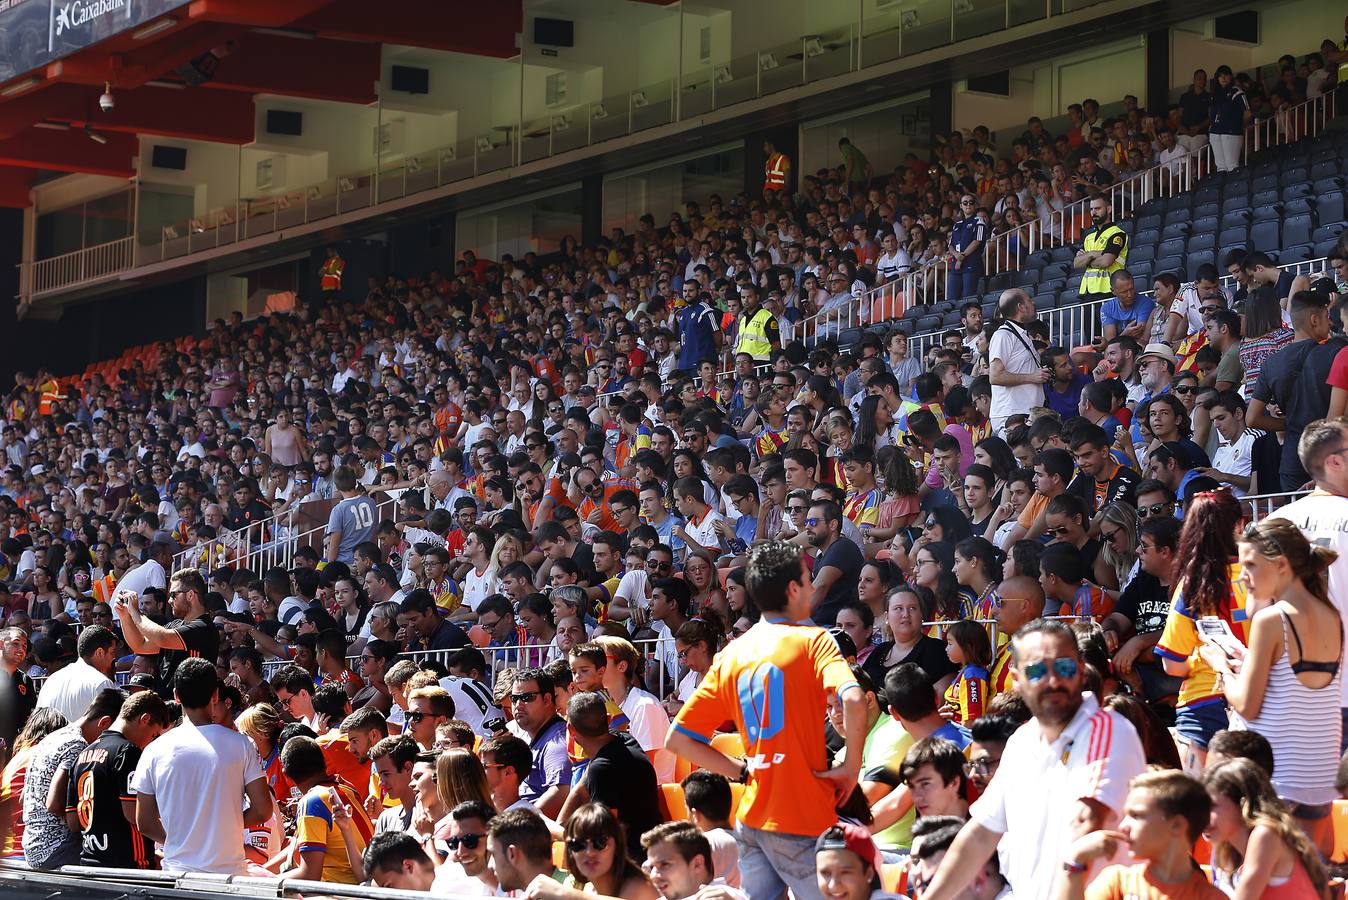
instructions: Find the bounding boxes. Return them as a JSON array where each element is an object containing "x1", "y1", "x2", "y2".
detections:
[
  {"x1": 734, "y1": 758, "x2": 751, "y2": 783},
  {"x1": 1062, "y1": 861, "x2": 1089, "y2": 875}
]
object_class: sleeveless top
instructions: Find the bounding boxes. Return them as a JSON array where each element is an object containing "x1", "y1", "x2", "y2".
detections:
[
  {"x1": 1256, "y1": 859, "x2": 1320, "y2": 900},
  {"x1": 268, "y1": 425, "x2": 304, "y2": 467},
  {"x1": 1231, "y1": 605, "x2": 1343, "y2": 806}
]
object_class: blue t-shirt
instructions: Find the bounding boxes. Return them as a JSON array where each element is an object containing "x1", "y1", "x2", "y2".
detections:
[{"x1": 1099, "y1": 295, "x2": 1156, "y2": 333}]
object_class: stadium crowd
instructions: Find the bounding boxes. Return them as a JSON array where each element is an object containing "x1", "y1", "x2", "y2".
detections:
[{"x1": 0, "y1": 37, "x2": 1346, "y2": 900}]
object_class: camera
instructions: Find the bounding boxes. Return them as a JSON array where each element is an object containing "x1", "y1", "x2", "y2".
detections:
[{"x1": 99, "y1": 88, "x2": 115, "y2": 112}]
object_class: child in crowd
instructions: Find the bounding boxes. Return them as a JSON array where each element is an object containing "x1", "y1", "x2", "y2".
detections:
[{"x1": 942, "y1": 619, "x2": 991, "y2": 726}]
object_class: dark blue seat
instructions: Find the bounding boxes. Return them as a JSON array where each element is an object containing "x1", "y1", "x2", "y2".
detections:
[
  {"x1": 1311, "y1": 160, "x2": 1341, "y2": 181},
  {"x1": 1315, "y1": 236, "x2": 1340, "y2": 259},
  {"x1": 1025, "y1": 249, "x2": 1053, "y2": 268},
  {"x1": 1218, "y1": 226, "x2": 1249, "y2": 249},
  {"x1": 1133, "y1": 228, "x2": 1161, "y2": 245},
  {"x1": 942, "y1": 309, "x2": 964, "y2": 326},
  {"x1": 1194, "y1": 186, "x2": 1221, "y2": 206},
  {"x1": 1158, "y1": 237, "x2": 1186, "y2": 259},
  {"x1": 1135, "y1": 214, "x2": 1163, "y2": 233},
  {"x1": 1283, "y1": 214, "x2": 1314, "y2": 247},
  {"x1": 1161, "y1": 221, "x2": 1190, "y2": 240},
  {"x1": 1154, "y1": 255, "x2": 1182, "y2": 275},
  {"x1": 1320, "y1": 192, "x2": 1345, "y2": 226},
  {"x1": 1220, "y1": 209, "x2": 1251, "y2": 229},
  {"x1": 1188, "y1": 232, "x2": 1216, "y2": 253},
  {"x1": 1314, "y1": 176, "x2": 1345, "y2": 197},
  {"x1": 1282, "y1": 183, "x2": 1313, "y2": 201},
  {"x1": 1167, "y1": 207, "x2": 1192, "y2": 223},
  {"x1": 1185, "y1": 253, "x2": 1215, "y2": 280},
  {"x1": 916, "y1": 316, "x2": 940, "y2": 333},
  {"x1": 1221, "y1": 196, "x2": 1251, "y2": 215},
  {"x1": 1194, "y1": 201, "x2": 1220, "y2": 221},
  {"x1": 1130, "y1": 244, "x2": 1157, "y2": 263},
  {"x1": 1034, "y1": 293, "x2": 1058, "y2": 312},
  {"x1": 1012, "y1": 269, "x2": 1039, "y2": 288},
  {"x1": 1192, "y1": 215, "x2": 1219, "y2": 235},
  {"x1": 1279, "y1": 244, "x2": 1313, "y2": 264},
  {"x1": 986, "y1": 272, "x2": 1012, "y2": 292},
  {"x1": 1283, "y1": 197, "x2": 1316, "y2": 220},
  {"x1": 1251, "y1": 174, "x2": 1279, "y2": 194},
  {"x1": 1251, "y1": 219, "x2": 1279, "y2": 251},
  {"x1": 1251, "y1": 204, "x2": 1283, "y2": 223},
  {"x1": 1280, "y1": 168, "x2": 1308, "y2": 186},
  {"x1": 1251, "y1": 189, "x2": 1279, "y2": 210},
  {"x1": 1313, "y1": 224, "x2": 1341, "y2": 244},
  {"x1": 1050, "y1": 245, "x2": 1075, "y2": 263}
]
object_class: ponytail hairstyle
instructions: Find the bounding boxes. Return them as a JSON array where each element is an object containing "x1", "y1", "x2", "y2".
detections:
[
  {"x1": 1173, "y1": 489, "x2": 1244, "y2": 618},
  {"x1": 1204, "y1": 759, "x2": 1329, "y2": 900},
  {"x1": 946, "y1": 619, "x2": 992, "y2": 668},
  {"x1": 675, "y1": 610, "x2": 726, "y2": 655},
  {"x1": 1239, "y1": 517, "x2": 1339, "y2": 610},
  {"x1": 954, "y1": 537, "x2": 1004, "y2": 586}
]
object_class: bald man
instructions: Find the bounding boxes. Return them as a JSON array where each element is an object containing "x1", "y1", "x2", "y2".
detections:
[{"x1": 989, "y1": 575, "x2": 1046, "y2": 694}]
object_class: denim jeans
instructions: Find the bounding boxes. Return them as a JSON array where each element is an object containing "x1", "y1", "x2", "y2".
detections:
[{"x1": 736, "y1": 822, "x2": 822, "y2": 900}]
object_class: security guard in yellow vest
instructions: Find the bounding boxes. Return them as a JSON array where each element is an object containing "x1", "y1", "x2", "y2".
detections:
[
  {"x1": 733, "y1": 284, "x2": 780, "y2": 362},
  {"x1": 1074, "y1": 195, "x2": 1128, "y2": 302}
]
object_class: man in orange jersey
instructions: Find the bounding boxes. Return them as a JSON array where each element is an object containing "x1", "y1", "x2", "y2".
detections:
[{"x1": 667, "y1": 540, "x2": 867, "y2": 900}]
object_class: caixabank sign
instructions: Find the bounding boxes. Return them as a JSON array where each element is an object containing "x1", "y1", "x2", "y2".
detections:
[{"x1": 0, "y1": 0, "x2": 190, "y2": 81}]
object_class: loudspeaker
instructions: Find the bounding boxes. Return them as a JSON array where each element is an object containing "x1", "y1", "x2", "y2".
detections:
[
  {"x1": 266, "y1": 110, "x2": 303, "y2": 137},
  {"x1": 150, "y1": 145, "x2": 188, "y2": 170},
  {"x1": 533, "y1": 17, "x2": 574, "y2": 47},
  {"x1": 390, "y1": 65, "x2": 429, "y2": 95}
]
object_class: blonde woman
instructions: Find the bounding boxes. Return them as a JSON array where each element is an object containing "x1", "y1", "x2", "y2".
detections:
[
  {"x1": 434, "y1": 748, "x2": 495, "y2": 835},
  {"x1": 487, "y1": 534, "x2": 525, "y2": 592},
  {"x1": 1093, "y1": 501, "x2": 1139, "y2": 595}
]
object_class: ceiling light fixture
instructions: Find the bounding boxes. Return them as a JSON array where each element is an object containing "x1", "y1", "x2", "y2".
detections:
[
  {"x1": 131, "y1": 17, "x2": 177, "y2": 40},
  {"x1": 1, "y1": 76, "x2": 41, "y2": 97}
]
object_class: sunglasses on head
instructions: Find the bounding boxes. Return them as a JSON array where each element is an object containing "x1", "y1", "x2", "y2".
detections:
[
  {"x1": 445, "y1": 833, "x2": 484, "y2": 850},
  {"x1": 567, "y1": 836, "x2": 611, "y2": 854},
  {"x1": 1021, "y1": 657, "x2": 1078, "y2": 683}
]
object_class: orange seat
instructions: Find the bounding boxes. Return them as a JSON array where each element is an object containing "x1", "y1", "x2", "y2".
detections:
[
  {"x1": 728, "y1": 782, "x2": 745, "y2": 823},
  {"x1": 661, "y1": 783, "x2": 689, "y2": 821},
  {"x1": 1331, "y1": 799, "x2": 1348, "y2": 863},
  {"x1": 717, "y1": 567, "x2": 731, "y2": 591},
  {"x1": 710, "y1": 732, "x2": 745, "y2": 758},
  {"x1": 673, "y1": 753, "x2": 694, "y2": 785},
  {"x1": 880, "y1": 861, "x2": 907, "y2": 893},
  {"x1": 552, "y1": 840, "x2": 567, "y2": 870}
]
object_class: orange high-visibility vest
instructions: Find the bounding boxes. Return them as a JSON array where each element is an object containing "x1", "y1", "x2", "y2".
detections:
[
  {"x1": 764, "y1": 152, "x2": 789, "y2": 190},
  {"x1": 320, "y1": 256, "x2": 345, "y2": 292},
  {"x1": 37, "y1": 380, "x2": 64, "y2": 416}
]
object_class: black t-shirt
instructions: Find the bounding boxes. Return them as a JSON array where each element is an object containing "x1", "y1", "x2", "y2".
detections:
[
  {"x1": 813, "y1": 537, "x2": 865, "y2": 627},
  {"x1": 1253, "y1": 336, "x2": 1348, "y2": 485},
  {"x1": 1113, "y1": 573, "x2": 1170, "y2": 635},
  {"x1": 583, "y1": 732, "x2": 662, "y2": 862},
  {"x1": 156, "y1": 616, "x2": 220, "y2": 695},
  {"x1": 861, "y1": 634, "x2": 958, "y2": 691},
  {"x1": 342, "y1": 605, "x2": 370, "y2": 647},
  {"x1": 67, "y1": 730, "x2": 154, "y2": 869},
  {"x1": 227, "y1": 499, "x2": 272, "y2": 532},
  {"x1": 0, "y1": 667, "x2": 37, "y2": 753}
]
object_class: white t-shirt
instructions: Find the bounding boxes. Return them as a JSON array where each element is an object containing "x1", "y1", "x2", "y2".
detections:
[
  {"x1": 877, "y1": 249, "x2": 913, "y2": 281},
  {"x1": 988, "y1": 321, "x2": 1043, "y2": 423},
  {"x1": 1267, "y1": 490, "x2": 1348, "y2": 705},
  {"x1": 277, "y1": 595, "x2": 309, "y2": 627},
  {"x1": 1210, "y1": 429, "x2": 1261, "y2": 498},
  {"x1": 684, "y1": 509, "x2": 726, "y2": 555},
  {"x1": 437, "y1": 675, "x2": 503, "y2": 737},
  {"x1": 649, "y1": 620, "x2": 677, "y2": 683},
  {"x1": 130, "y1": 720, "x2": 266, "y2": 875},
  {"x1": 618, "y1": 687, "x2": 674, "y2": 783},
  {"x1": 970, "y1": 694, "x2": 1145, "y2": 898},
  {"x1": 117, "y1": 557, "x2": 167, "y2": 599},
  {"x1": 35, "y1": 659, "x2": 115, "y2": 724},
  {"x1": 461, "y1": 565, "x2": 495, "y2": 612},
  {"x1": 1171, "y1": 283, "x2": 1231, "y2": 338}
]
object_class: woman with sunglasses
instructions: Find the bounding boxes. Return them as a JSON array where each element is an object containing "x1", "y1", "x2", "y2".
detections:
[
  {"x1": 531, "y1": 803, "x2": 657, "y2": 900},
  {"x1": 1094, "y1": 501, "x2": 1139, "y2": 595},
  {"x1": 1156, "y1": 489, "x2": 1248, "y2": 773}
]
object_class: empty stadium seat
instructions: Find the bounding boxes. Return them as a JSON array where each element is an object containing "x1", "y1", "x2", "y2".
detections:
[
  {"x1": 1135, "y1": 214, "x2": 1162, "y2": 233},
  {"x1": 1280, "y1": 167, "x2": 1308, "y2": 186},
  {"x1": 1251, "y1": 189, "x2": 1279, "y2": 210},
  {"x1": 1250, "y1": 220, "x2": 1279, "y2": 251},
  {"x1": 1160, "y1": 222, "x2": 1190, "y2": 240},
  {"x1": 1283, "y1": 197, "x2": 1316, "y2": 220},
  {"x1": 1158, "y1": 238, "x2": 1186, "y2": 259},
  {"x1": 1251, "y1": 173, "x2": 1279, "y2": 194},
  {"x1": 1154, "y1": 255, "x2": 1182, "y2": 274},
  {"x1": 1282, "y1": 182, "x2": 1312, "y2": 201},
  {"x1": 1133, "y1": 228, "x2": 1160, "y2": 246},
  {"x1": 1321, "y1": 192, "x2": 1346, "y2": 226},
  {"x1": 1311, "y1": 159, "x2": 1341, "y2": 181},
  {"x1": 1221, "y1": 196, "x2": 1251, "y2": 216},
  {"x1": 1187, "y1": 232, "x2": 1215, "y2": 253},
  {"x1": 1130, "y1": 244, "x2": 1156, "y2": 264},
  {"x1": 1251, "y1": 204, "x2": 1283, "y2": 223},
  {"x1": 1191, "y1": 215, "x2": 1218, "y2": 235},
  {"x1": 1316, "y1": 236, "x2": 1340, "y2": 258},
  {"x1": 1282, "y1": 214, "x2": 1314, "y2": 247},
  {"x1": 1218, "y1": 226, "x2": 1250, "y2": 249},
  {"x1": 1185, "y1": 253, "x2": 1215, "y2": 280},
  {"x1": 1278, "y1": 244, "x2": 1313, "y2": 264}
]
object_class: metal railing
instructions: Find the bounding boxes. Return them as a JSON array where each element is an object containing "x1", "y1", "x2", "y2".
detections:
[
  {"x1": 1241, "y1": 490, "x2": 1309, "y2": 521},
  {"x1": 800, "y1": 91, "x2": 1338, "y2": 344},
  {"x1": 19, "y1": 235, "x2": 133, "y2": 300}
]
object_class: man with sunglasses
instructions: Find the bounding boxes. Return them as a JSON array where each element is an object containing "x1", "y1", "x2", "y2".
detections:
[
  {"x1": 504, "y1": 668, "x2": 571, "y2": 819},
  {"x1": 919, "y1": 620, "x2": 1145, "y2": 900},
  {"x1": 115, "y1": 566, "x2": 218, "y2": 696},
  {"x1": 947, "y1": 194, "x2": 987, "y2": 302},
  {"x1": 432, "y1": 799, "x2": 501, "y2": 895}
]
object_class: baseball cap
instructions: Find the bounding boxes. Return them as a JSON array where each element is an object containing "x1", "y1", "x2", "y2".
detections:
[{"x1": 815, "y1": 823, "x2": 880, "y2": 876}]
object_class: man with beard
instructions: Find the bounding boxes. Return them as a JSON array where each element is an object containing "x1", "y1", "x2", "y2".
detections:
[
  {"x1": 917, "y1": 619, "x2": 1146, "y2": 899},
  {"x1": 1073, "y1": 195, "x2": 1128, "y2": 304}
]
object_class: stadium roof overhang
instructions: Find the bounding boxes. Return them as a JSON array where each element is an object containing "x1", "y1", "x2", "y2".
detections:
[{"x1": 0, "y1": 0, "x2": 524, "y2": 202}]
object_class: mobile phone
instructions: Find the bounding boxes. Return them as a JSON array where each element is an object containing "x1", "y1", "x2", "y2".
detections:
[{"x1": 1197, "y1": 616, "x2": 1243, "y2": 657}]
